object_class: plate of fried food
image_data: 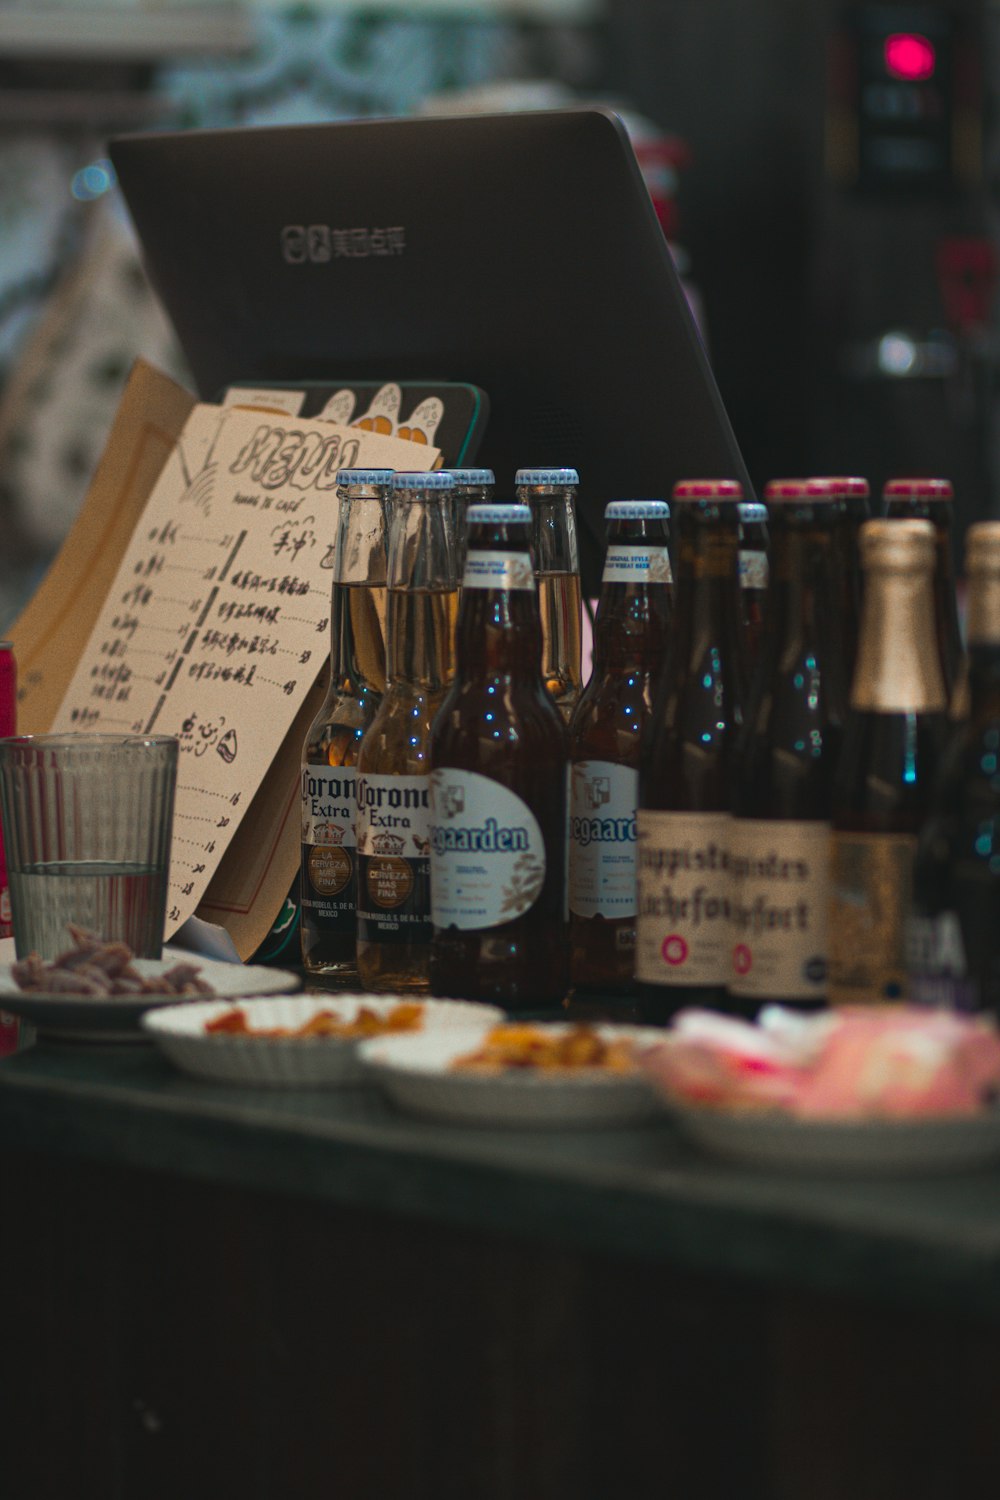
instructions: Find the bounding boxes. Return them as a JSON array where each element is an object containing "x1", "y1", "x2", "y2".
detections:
[
  {"x1": 359, "y1": 1021, "x2": 668, "y2": 1128},
  {"x1": 0, "y1": 926, "x2": 301, "y2": 1042},
  {"x1": 142, "y1": 994, "x2": 503, "y2": 1086}
]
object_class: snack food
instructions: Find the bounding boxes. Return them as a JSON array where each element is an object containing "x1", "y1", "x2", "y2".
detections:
[
  {"x1": 639, "y1": 1005, "x2": 1000, "y2": 1119},
  {"x1": 204, "y1": 1000, "x2": 423, "y2": 1039},
  {"x1": 11, "y1": 925, "x2": 213, "y2": 998},
  {"x1": 451, "y1": 1023, "x2": 637, "y2": 1075}
]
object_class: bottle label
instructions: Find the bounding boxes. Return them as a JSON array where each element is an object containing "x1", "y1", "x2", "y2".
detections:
[
  {"x1": 906, "y1": 910, "x2": 978, "y2": 1010},
  {"x1": 601, "y1": 545, "x2": 673, "y2": 585},
  {"x1": 827, "y1": 830, "x2": 916, "y2": 1003},
  {"x1": 300, "y1": 765, "x2": 357, "y2": 920},
  {"x1": 462, "y1": 551, "x2": 536, "y2": 591},
  {"x1": 739, "y1": 550, "x2": 769, "y2": 590},
  {"x1": 356, "y1": 771, "x2": 431, "y2": 942},
  {"x1": 729, "y1": 819, "x2": 830, "y2": 1000},
  {"x1": 636, "y1": 810, "x2": 731, "y2": 986},
  {"x1": 568, "y1": 760, "x2": 638, "y2": 919},
  {"x1": 430, "y1": 768, "x2": 546, "y2": 930}
]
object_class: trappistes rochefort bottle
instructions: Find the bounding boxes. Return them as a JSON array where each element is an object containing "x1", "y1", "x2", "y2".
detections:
[
  {"x1": 300, "y1": 468, "x2": 391, "y2": 978},
  {"x1": 356, "y1": 472, "x2": 458, "y2": 993},
  {"x1": 515, "y1": 467, "x2": 582, "y2": 724},
  {"x1": 636, "y1": 479, "x2": 745, "y2": 1023},
  {"x1": 730, "y1": 479, "x2": 849, "y2": 1016},
  {"x1": 429, "y1": 503, "x2": 570, "y2": 1010},
  {"x1": 568, "y1": 500, "x2": 672, "y2": 996},
  {"x1": 828, "y1": 519, "x2": 949, "y2": 1005},
  {"x1": 883, "y1": 476, "x2": 964, "y2": 701},
  {"x1": 909, "y1": 522, "x2": 1000, "y2": 1015}
]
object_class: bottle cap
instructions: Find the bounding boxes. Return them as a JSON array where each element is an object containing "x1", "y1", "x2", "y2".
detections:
[
  {"x1": 604, "y1": 500, "x2": 670, "y2": 520},
  {"x1": 392, "y1": 470, "x2": 455, "y2": 491},
  {"x1": 764, "y1": 478, "x2": 838, "y2": 504},
  {"x1": 515, "y1": 468, "x2": 580, "y2": 488},
  {"x1": 883, "y1": 477, "x2": 954, "y2": 503},
  {"x1": 809, "y1": 475, "x2": 870, "y2": 498},
  {"x1": 467, "y1": 503, "x2": 532, "y2": 525},
  {"x1": 336, "y1": 468, "x2": 394, "y2": 487},
  {"x1": 450, "y1": 469, "x2": 495, "y2": 486},
  {"x1": 860, "y1": 517, "x2": 936, "y2": 572},
  {"x1": 673, "y1": 478, "x2": 744, "y2": 501}
]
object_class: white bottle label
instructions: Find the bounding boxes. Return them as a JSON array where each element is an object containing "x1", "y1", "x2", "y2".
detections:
[
  {"x1": 301, "y1": 765, "x2": 357, "y2": 849},
  {"x1": 430, "y1": 769, "x2": 546, "y2": 930},
  {"x1": 636, "y1": 810, "x2": 731, "y2": 985},
  {"x1": 601, "y1": 545, "x2": 673, "y2": 585},
  {"x1": 462, "y1": 551, "x2": 536, "y2": 591},
  {"x1": 568, "y1": 760, "x2": 638, "y2": 919},
  {"x1": 356, "y1": 771, "x2": 431, "y2": 857},
  {"x1": 729, "y1": 818, "x2": 830, "y2": 999},
  {"x1": 739, "y1": 550, "x2": 769, "y2": 589}
]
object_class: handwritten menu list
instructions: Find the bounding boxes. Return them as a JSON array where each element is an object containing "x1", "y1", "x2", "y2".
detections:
[{"x1": 51, "y1": 401, "x2": 438, "y2": 939}]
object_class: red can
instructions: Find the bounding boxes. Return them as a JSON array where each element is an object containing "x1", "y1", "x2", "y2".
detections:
[{"x1": 0, "y1": 641, "x2": 17, "y2": 1056}]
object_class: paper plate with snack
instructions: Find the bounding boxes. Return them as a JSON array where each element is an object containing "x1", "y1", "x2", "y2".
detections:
[
  {"x1": 637, "y1": 1005, "x2": 1000, "y2": 1173},
  {"x1": 359, "y1": 1020, "x2": 668, "y2": 1128}
]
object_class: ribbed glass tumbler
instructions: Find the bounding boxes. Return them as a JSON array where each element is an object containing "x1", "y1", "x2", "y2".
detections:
[{"x1": 0, "y1": 734, "x2": 178, "y2": 959}]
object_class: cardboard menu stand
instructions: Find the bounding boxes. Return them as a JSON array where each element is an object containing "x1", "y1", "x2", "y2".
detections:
[{"x1": 7, "y1": 359, "x2": 445, "y2": 960}]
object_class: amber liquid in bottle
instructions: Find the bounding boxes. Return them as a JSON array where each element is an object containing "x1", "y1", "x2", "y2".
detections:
[
  {"x1": 828, "y1": 519, "x2": 949, "y2": 1005},
  {"x1": 730, "y1": 484, "x2": 848, "y2": 1016},
  {"x1": 517, "y1": 470, "x2": 583, "y2": 724},
  {"x1": 429, "y1": 506, "x2": 570, "y2": 1011},
  {"x1": 637, "y1": 486, "x2": 745, "y2": 1023},
  {"x1": 568, "y1": 503, "x2": 671, "y2": 999}
]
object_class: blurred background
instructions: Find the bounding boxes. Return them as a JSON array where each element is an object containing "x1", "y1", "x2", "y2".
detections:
[{"x1": 0, "y1": 0, "x2": 997, "y2": 626}]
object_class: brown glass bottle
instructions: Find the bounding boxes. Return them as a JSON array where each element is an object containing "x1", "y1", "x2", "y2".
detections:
[
  {"x1": 908, "y1": 522, "x2": 1000, "y2": 1015},
  {"x1": 636, "y1": 479, "x2": 745, "y2": 1023},
  {"x1": 730, "y1": 479, "x2": 849, "y2": 1016},
  {"x1": 737, "y1": 500, "x2": 769, "y2": 680},
  {"x1": 429, "y1": 503, "x2": 570, "y2": 1010},
  {"x1": 356, "y1": 472, "x2": 458, "y2": 993},
  {"x1": 883, "y1": 477, "x2": 964, "y2": 700},
  {"x1": 828, "y1": 519, "x2": 949, "y2": 1005},
  {"x1": 568, "y1": 500, "x2": 672, "y2": 996},
  {"x1": 299, "y1": 468, "x2": 390, "y2": 979},
  {"x1": 812, "y1": 475, "x2": 870, "y2": 683}
]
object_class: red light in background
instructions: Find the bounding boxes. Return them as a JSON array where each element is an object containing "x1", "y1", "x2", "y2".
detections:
[{"x1": 884, "y1": 32, "x2": 936, "y2": 81}]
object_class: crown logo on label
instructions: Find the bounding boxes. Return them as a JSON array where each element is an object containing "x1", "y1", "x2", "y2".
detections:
[
  {"x1": 315, "y1": 822, "x2": 347, "y2": 847},
  {"x1": 372, "y1": 832, "x2": 406, "y2": 857}
]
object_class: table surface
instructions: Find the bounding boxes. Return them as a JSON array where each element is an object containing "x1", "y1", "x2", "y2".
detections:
[{"x1": 4, "y1": 1029, "x2": 1000, "y2": 1322}]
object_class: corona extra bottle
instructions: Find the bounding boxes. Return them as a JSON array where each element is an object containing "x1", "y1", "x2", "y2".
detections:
[
  {"x1": 299, "y1": 468, "x2": 391, "y2": 978},
  {"x1": 356, "y1": 472, "x2": 458, "y2": 992},
  {"x1": 568, "y1": 500, "x2": 671, "y2": 996},
  {"x1": 429, "y1": 502, "x2": 570, "y2": 1009},
  {"x1": 515, "y1": 466, "x2": 582, "y2": 722}
]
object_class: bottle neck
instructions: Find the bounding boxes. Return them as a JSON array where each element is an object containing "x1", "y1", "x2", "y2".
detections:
[
  {"x1": 852, "y1": 565, "x2": 946, "y2": 713},
  {"x1": 457, "y1": 527, "x2": 544, "y2": 680},
  {"x1": 671, "y1": 514, "x2": 743, "y2": 670},
  {"x1": 761, "y1": 512, "x2": 845, "y2": 677},
  {"x1": 964, "y1": 571, "x2": 1000, "y2": 721},
  {"x1": 592, "y1": 521, "x2": 671, "y2": 672}
]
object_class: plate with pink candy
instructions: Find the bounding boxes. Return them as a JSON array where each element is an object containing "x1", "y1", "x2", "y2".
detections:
[{"x1": 637, "y1": 1005, "x2": 1000, "y2": 1174}]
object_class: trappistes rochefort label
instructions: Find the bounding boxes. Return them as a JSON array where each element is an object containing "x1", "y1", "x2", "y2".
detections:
[
  {"x1": 729, "y1": 818, "x2": 830, "y2": 1001},
  {"x1": 300, "y1": 764, "x2": 357, "y2": 932},
  {"x1": 828, "y1": 830, "x2": 917, "y2": 1003},
  {"x1": 356, "y1": 771, "x2": 431, "y2": 943},
  {"x1": 429, "y1": 769, "x2": 546, "y2": 931},
  {"x1": 635, "y1": 811, "x2": 731, "y2": 986},
  {"x1": 569, "y1": 760, "x2": 638, "y2": 919}
]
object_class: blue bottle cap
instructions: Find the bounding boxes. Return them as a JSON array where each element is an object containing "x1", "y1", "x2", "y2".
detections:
[
  {"x1": 466, "y1": 503, "x2": 532, "y2": 525},
  {"x1": 604, "y1": 500, "x2": 671, "y2": 521},
  {"x1": 738, "y1": 502, "x2": 769, "y2": 523},
  {"x1": 514, "y1": 467, "x2": 580, "y2": 487},
  {"x1": 392, "y1": 470, "x2": 456, "y2": 490},
  {"x1": 336, "y1": 468, "x2": 394, "y2": 487},
  {"x1": 450, "y1": 469, "x2": 495, "y2": 486}
]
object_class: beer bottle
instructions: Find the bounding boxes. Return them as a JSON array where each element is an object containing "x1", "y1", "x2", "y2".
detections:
[
  {"x1": 300, "y1": 468, "x2": 391, "y2": 978},
  {"x1": 429, "y1": 502, "x2": 570, "y2": 1010},
  {"x1": 738, "y1": 499, "x2": 769, "y2": 679},
  {"x1": 636, "y1": 479, "x2": 745, "y2": 1022},
  {"x1": 828, "y1": 519, "x2": 949, "y2": 1004},
  {"x1": 730, "y1": 479, "x2": 848, "y2": 1015},
  {"x1": 908, "y1": 522, "x2": 1000, "y2": 1015},
  {"x1": 883, "y1": 477, "x2": 964, "y2": 699},
  {"x1": 814, "y1": 474, "x2": 870, "y2": 681},
  {"x1": 568, "y1": 500, "x2": 672, "y2": 996},
  {"x1": 356, "y1": 472, "x2": 458, "y2": 993},
  {"x1": 514, "y1": 467, "x2": 582, "y2": 723},
  {"x1": 449, "y1": 468, "x2": 495, "y2": 573}
]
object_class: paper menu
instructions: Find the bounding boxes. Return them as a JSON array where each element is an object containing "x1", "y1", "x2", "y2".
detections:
[{"x1": 50, "y1": 398, "x2": 439, "y2": 940}]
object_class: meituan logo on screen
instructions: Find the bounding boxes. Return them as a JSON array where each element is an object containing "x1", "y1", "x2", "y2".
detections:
[{"x1": 281, "y1": 225, "x2": 406, "y2": 263}]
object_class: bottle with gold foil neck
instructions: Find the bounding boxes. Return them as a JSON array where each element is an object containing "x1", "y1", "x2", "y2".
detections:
[
  {"x1": 908, "y1": 522, "x2": 1000, "y2": 1016},
  {"x1": 828, "y1": 518, "x2": 949, "y2": 1005},
  {"x1": 883, "y1": 476, "x2": 964, "y2": 701}
]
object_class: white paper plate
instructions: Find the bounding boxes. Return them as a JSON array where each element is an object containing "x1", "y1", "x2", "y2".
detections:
[
  {"x1": 359, "y1": 1024, "x2": 667, "y2": 1129},
  {"x1": 142, "y1": 994, "x2": 503, "y2": 1086},
  {"x1": 671, "y1": 1104, "x2": 1000, "y2": 1174},
  {"x1": 0, "y1": 951, "x2": 302, "y2": 1042}
]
